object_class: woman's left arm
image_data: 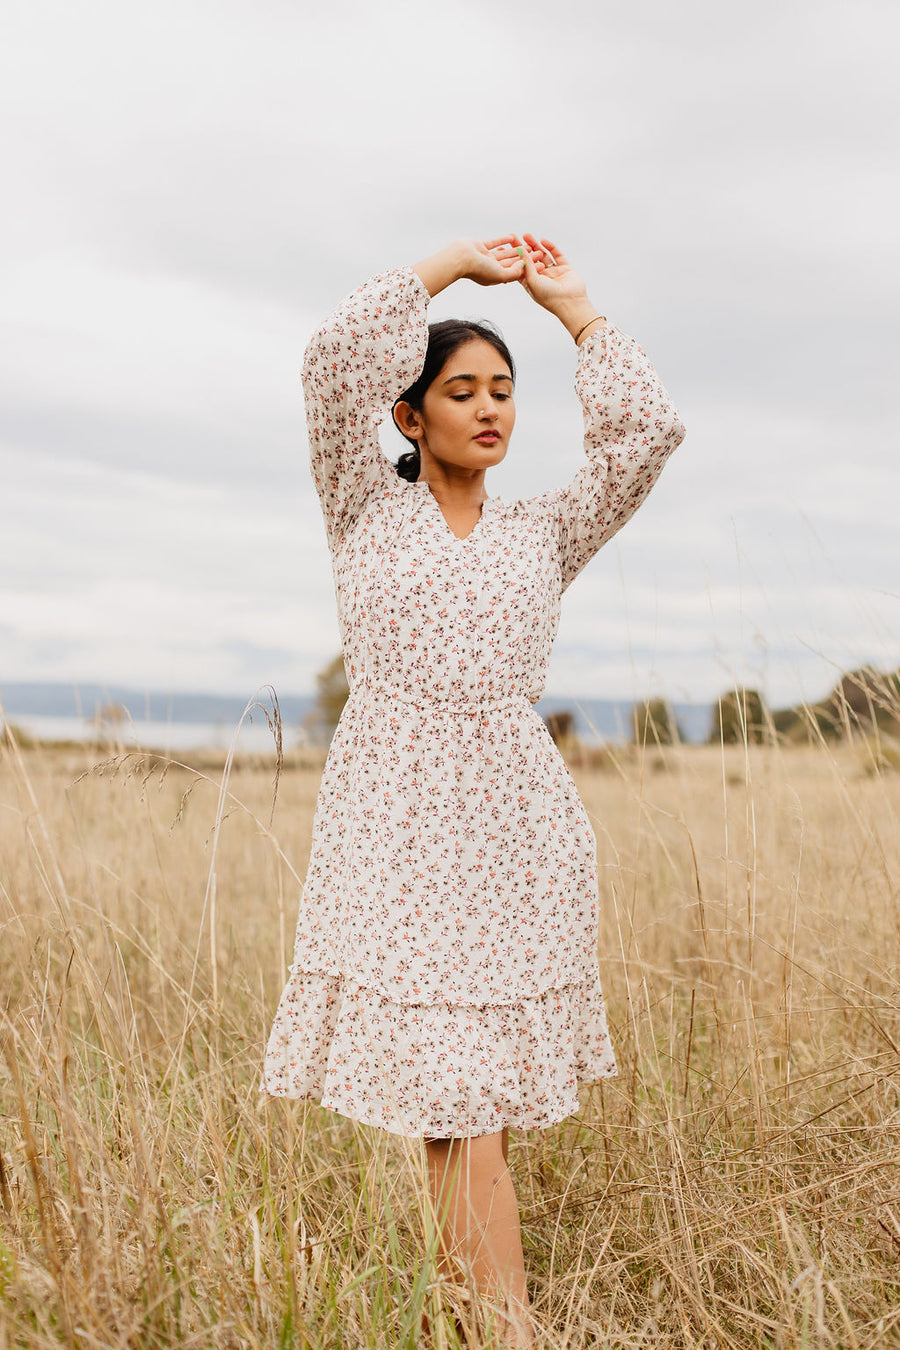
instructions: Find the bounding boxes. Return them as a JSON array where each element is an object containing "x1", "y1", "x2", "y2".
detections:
[
  {"x1": 517, "y1": 234, "x2": 686, "y2": 591},
  {"x1": 555, "y1": 325, "x2": 685, "y2": 590}
]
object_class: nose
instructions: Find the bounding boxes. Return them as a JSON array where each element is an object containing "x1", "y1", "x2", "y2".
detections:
[{"x1": 476, "y1": 401, "x2": 498, "y2": 421}]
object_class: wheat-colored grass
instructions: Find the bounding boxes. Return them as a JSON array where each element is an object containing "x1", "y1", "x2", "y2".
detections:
[{"x1": 1, "y1": 720, "x2": 898, "y2": 1348}]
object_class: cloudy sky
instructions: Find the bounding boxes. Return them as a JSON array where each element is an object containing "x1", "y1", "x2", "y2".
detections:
[{"x1": 2, "y1": 0, "x2": 897, "y2": 709}]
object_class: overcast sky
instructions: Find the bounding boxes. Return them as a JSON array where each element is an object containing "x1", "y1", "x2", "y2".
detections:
[{"x1": 2, "y1": 0, "x2": 897, "y2": 709}]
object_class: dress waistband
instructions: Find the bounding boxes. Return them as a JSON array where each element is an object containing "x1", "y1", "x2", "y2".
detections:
[{"x1": 351, "y1": 681, "x2": 532, "y2": 714}]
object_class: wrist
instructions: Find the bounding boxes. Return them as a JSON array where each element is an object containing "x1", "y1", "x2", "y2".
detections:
[
  {"x1": 552, "y1": 298, "x2": 606, "y2": 343},
  {"x1": 413, "y1": 242, "x2": 467, "y2": 298},
  {"x1": 572, "y1": 315, "x2": 607, "y2": 346}
]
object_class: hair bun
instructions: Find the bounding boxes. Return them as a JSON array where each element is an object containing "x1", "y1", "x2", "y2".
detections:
[{"x1": 395, "y1": 449, "x2": 421, "y2": 482}]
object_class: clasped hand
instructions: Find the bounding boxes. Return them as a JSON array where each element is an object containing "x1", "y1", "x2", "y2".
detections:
[
  {"x1": 413, "y1": 235, "x2": 605, "y2": 342},
  {"x1": 455, "y1": 233, "x2": 589, "y2": 312}
]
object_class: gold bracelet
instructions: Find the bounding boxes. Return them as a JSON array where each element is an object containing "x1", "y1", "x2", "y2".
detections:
[{"x1": 574, "y1": 315, "x2": 606, "y2": 345}]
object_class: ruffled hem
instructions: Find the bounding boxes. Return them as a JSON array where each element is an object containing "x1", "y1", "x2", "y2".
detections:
[{"x1": 261, "y1": 968, "x2": 617, "y2": 1138}]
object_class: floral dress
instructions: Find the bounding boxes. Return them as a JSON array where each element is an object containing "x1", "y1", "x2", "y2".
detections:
[{"x1": 262, "y1": 267, "x2": 685, "y2": 1138}]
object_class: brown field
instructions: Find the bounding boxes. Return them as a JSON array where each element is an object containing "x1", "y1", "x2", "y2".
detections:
[{"x1": 0, "y1": 729, "x2": 898, "y2": 1348}]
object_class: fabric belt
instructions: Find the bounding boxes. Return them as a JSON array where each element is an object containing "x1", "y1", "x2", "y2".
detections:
[{"x1": 351, "y1": 681, "x2": 533, "y2": 714}]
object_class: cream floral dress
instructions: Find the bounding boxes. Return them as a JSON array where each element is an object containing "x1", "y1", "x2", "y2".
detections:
[{"x1": 263, "y1": 267, "x2": 684, "y2": 1138}]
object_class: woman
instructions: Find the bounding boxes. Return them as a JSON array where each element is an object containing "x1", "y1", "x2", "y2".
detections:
[{"x1": 264, "y1": 233, "x2": 685, "y2": 1345}]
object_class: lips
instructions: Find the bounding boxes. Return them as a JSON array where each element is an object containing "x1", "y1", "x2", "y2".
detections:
[{"x1": 474, "y1": 432, "x2": 500, "y2": 443}]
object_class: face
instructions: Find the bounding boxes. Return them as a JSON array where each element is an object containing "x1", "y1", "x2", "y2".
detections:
[{"x1": 396, "y1": 338, "x2": 515, "y2": 475}]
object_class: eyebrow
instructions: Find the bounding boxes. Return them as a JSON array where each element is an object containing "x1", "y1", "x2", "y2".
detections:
[{"x1": 441, "y1": 373, "x2": 513, "y2": 386}]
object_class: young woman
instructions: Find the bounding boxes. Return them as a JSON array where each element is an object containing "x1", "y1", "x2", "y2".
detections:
[{"x1": 263, "y1": 234, "x2": 685, "y2": 1345}]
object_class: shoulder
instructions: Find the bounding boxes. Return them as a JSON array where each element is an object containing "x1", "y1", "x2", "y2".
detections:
[
  {"x1": 504, "y1": 487, "x2": 566, "y2": 522},
  {"x1": 491, "y1": 490, "x2": 565, "y2": 541}
]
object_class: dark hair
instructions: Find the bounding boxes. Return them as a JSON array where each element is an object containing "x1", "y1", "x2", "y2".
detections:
[{"x1": 392, "y1": 319, "x2": 515, "y2": 482}]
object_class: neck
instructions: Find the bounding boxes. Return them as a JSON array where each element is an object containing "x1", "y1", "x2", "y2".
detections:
[{"x1": 416, "y1": 455, "x2": 489, "y2": 509}]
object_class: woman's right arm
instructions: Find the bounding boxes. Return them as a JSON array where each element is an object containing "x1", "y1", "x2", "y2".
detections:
[
  {"x1": 303, "y1": 238, "x2": 526, "y2": 549},
  {"x1": 302, "y1": 268, "x2": 432, "y2": 549}
]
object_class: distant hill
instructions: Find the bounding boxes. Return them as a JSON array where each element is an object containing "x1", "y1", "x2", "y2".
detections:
[
  {"x1": 1, "y1": 681, "x2": 713, "y2": 745},
  {"x1": 0, "y1": 682, "x2": 316, "y2": 726}
]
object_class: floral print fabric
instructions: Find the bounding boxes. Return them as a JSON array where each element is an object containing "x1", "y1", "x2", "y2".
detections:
[{"x1": 263, "y1": 267, "x2": 685, "y2": 1137}]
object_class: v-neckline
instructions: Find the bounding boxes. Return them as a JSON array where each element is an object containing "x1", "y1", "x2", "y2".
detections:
[{"x1": 411, "y1": 482, "x2": 492, "y2": 544}]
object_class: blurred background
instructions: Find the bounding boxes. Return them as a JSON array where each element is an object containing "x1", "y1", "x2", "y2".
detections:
[{"x1": 2, "y1": 0, "x2": 897, "y2": 745}]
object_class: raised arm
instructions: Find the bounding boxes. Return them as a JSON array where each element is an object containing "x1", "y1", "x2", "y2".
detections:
[
  {"x1": 302, "y1": 269, "x2": 432, "y2": 549},
  {"x1": 550, "y1": 327, "x2": 685, "y2": 589},
  {"x1": 303, "y1": 238, "x2": 528, "y2": 549},
  {"x1": 515, "y1": 233, "x2": 685, "y2": 590}
]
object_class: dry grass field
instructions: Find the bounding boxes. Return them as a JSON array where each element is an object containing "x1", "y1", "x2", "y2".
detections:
[{"x1": 1, "y1": 724, "x2": 898, "y2": 1347}]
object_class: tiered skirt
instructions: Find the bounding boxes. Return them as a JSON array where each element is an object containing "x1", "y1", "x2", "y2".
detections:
[{"x1": 262, "y1": 965, "x2": 617, "y2": 1137}]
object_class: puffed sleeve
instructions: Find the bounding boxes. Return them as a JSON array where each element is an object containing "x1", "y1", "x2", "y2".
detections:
[
  {"x1": 530, "y1": 325, "x2": 685, "y2": 592},
  {"x1": 302, "y1": 266, "x2": 432, "y2": 550}
]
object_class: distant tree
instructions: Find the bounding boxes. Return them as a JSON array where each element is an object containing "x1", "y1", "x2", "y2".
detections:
[
  {"x1": 771, "y1": 704, "x2": 806, "y2": 740},
  {"x1": 543, "y1": 708, "x2": 593, "y2": 767},
  {"x1": 832, "y1": 666, "x2": 900, "y2": 733},
  {"x1": 544, "y1": 710, "x2": 576, "y2": 747},
  {"x1": 304, "y1": 652, "x2": 350, "y2": 744},
  {"x1": 771, "y1": 668, "x2": 900, "y2": 745},
  {"x1": 709, "y1": 688, "x2": 768, "y2": 745},
  {"x1": 632, "y1": 697, "x2": 680, "y2": 746}
]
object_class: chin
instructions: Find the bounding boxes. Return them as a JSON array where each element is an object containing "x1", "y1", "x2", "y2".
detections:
[{"x1": 478, "y1": 445, "x2": 508, "y2": 468}]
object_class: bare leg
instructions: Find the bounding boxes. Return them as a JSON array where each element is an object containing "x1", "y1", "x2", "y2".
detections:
[{"x1": 424, "y1": 1129, "x2": 535, "y2": 1348}]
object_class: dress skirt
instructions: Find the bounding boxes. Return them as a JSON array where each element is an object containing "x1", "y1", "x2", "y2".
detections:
[{"x1": 263, "y1": 966, "x2": 616, "y2": 1138}]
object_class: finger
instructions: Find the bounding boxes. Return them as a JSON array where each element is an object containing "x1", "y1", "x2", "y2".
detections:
[
  {"x1": 482, "y1": 234, "x2": 520, "y2": 251},
  {"x1": 521, "y1": 232, "x2": 557, "y2": 268},
  {"x1": 514, "y1": 241, "x2": 551, "y2": 278},
  {"x1": 500, "y1": 244, "x2": 539, "y2": 268},
  {"x1": 496, "y1": 254, "x2": 528, "y2": 281},
  {"x1": 539, "y1": 236, "x2": 568, "y2": 266},
  {"x1": 519, "y1": 246, "x2": 541, "y2": 287},
  {"x1": 497, "y1": 249, "x2": 529, "y2": 267},
  {"x1": 512, "y1": 240, "x2": 547, "y2": 263},
  {"x1": 520, "y1": 234, "x2": 555, "y2": 265}
]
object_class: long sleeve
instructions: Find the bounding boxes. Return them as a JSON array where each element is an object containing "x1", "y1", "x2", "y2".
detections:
[
  {"x1": 531, "y1": 325, "x2": 685, "y2": 593},
  {"x1": 302, "y1": 266, "x2": 432, "y2": 550}
]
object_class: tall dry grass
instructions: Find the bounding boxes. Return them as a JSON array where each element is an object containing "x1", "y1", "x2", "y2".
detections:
[{"x1": 1, "y1": 715, "x2": 898, "y2": 1347}]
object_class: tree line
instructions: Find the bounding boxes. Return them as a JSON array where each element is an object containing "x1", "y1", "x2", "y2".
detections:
[
  {"x1": 305, "y1": 654, "x2": 900, "y2": 750},
  {"x1": 630, "y1": 667, "x2": 900, "y2": 747}
]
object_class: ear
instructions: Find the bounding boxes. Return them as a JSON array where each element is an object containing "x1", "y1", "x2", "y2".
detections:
[{"x1": 392, "y1": 400, "x2": 425, "y2": 440}]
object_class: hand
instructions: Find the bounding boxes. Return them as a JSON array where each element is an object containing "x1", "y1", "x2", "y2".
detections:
[
  {"x1": 514, "y1": 233, "x2": 589, "y2": 311},
  {"x1": 454, "y1": 235, "x2": 530, "y2": 286},
  {"x1": 414, "y1": 236, "x2": 527, "y2": 297},
  {"x1": 413, "y1": 235, "x2": 605, "y2": 342},
  {"x1": 513, "y1": 233, "x2": 606, "y2": 342}
]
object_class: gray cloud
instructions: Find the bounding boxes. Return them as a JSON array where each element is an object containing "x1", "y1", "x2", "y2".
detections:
[{"x1": 2, "y1": 0, "x2": 897, "y2": 703}]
